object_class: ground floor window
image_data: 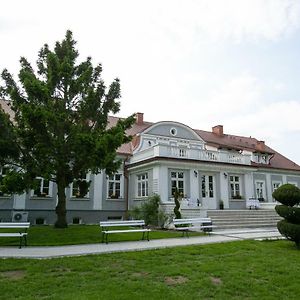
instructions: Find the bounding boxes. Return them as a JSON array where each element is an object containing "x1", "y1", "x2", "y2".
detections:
[
  {"x1": 108, "y1": 173, "x2": 122, "y2": 199},
  {"x1": 137, "y1": 173, "x2": 148, "y2": 197},
  {"x1": 272, "y1": 182, "x2": 281, "y2": 202},
  {"x1": 71, "y1": 174, "x2": 91, "y2": 198},
  {"x1": 230, "y1": 176, "x2": 241, "y2": 199},
  {"x1": 255, "y1": 181, "x2": 265, "y2": 201},
  {"x1": 202, "y1": 175, "x2": 214, "y2": 198},
  {"x1": 171, "y1": 171, "x2": 185, "y2": 196},
  {"x1": 33, "y1": 178, "x2": 51, "y2": 197},
  {"x1": 0, "y1": 167, "x2": 10, "y2": 196}
]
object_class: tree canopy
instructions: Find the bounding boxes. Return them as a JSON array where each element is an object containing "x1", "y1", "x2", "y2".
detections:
[{"x1": 0, "y1": 30, "x2": 135, "y2": 227}]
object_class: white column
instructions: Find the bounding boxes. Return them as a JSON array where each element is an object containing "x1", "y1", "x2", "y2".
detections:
[
  {"x1": 220, "y1": 172, "x2": 229, "y2": 208},
  {"x1": 93, "y1": 173, "x2": 104, "y2": 210},
  {"x1": 244, "y1": 172, "x2": 254, "y2": 200},
  {"x1": 158, "y1": 165, "x2": 169, "y2": 203},
  {"x1": 265, "y1": 173, "x2": 272, "y2": 202},
  {"x1": 190, "y1": 169, "x2": 199, "y2": 201}
]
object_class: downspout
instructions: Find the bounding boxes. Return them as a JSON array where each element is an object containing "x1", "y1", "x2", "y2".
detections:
[{"x1": 124, "y1": 155, "x2": 130, "y2": 219}]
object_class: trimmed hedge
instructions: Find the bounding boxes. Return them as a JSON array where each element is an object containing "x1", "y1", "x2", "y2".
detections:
[
  {"x1": 277, "y1": 219, "x2": 300, "y2": 247},
  {"x1": 275, "y1": 205, "x2": 300, "y2": 223},
  {"x1": 272, "y1": 184, "x2": 300, "y2": 207}
]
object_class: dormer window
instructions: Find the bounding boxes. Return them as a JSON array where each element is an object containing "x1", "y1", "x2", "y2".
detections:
[{"x1": 253, "y1": 153, "x2": 269, "y2": 164}]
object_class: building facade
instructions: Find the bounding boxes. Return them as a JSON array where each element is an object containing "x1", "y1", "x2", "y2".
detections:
[{"x1": 1, "y1": 105, "x2": 300, "y2": 224}]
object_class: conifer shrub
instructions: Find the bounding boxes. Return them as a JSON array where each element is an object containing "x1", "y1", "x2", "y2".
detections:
[
  {"x1": 272, "y1": 183, "x2": 300, "y2": 207},
  {"x1": 273, "y1": 184, "x2": 300, "y2": 248},
  {"x1": 275, "y1": 205, "x2": 300, "y2": 223},
  {"x1": 173, "y1": 188, "x2": 182, "y2": 219}
]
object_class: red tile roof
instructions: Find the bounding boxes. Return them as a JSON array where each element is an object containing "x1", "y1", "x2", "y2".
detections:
[{"x1": 110, "y1": 116, "x2": 300, "y2": 171}]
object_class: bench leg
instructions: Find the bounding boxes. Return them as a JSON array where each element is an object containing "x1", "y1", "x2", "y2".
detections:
[
  {"x1": 101, "y1": 232, "x2": 105, "y2": 243},
  {"x1": 147, "y1": 231, "x2": 150, "y2": 241},
  {"x1": 105, "y1": 233, "x2": 108, "y2": 244},
  {"x1": 19, "y1": 236, "x2": 22, "y2": 249},
  {"x1": 142, "y1": 231, "x2": 145, "y2": 240}
]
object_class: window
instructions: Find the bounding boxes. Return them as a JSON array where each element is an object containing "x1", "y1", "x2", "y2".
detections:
[
  {"x1": 0, "y1": 167, "x2": 9, "y2": 196},
  {"x1": 272, "y1": 182, "x2": 281, "y2": 202},
  {"x1": 179, "y1": 148, "x2": 187, "y2": 157},
  {"x1": 255, "y1": 181, "x2": 265, "y2": 200},
  {"x1": 71, "y1": 174, "x2": 90, "y2": 198},
  {"x1": 171, "y1": 171, "x2": 184, "y2": 196},
  {"x1": 33, "y1": 178, "x2": 51, "y2": 197},
  {"x1": 202, "y1": 175, "x2": 214, "y2": 198},
  {"x1": 137, "y1": 173, "x2": 148, "y2": 197},
  {"x1": 230, "y1": 176, "x2": 241, "y2": 198},
  {"x1": 108, "y1": 174, "x2": 122, "y2": 199}
]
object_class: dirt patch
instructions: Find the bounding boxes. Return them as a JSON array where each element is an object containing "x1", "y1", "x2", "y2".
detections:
[
  {"x1": 0, "y1": 270, "x2": 26, "y2": 280},
  {"x1": 50, "y1": 267, "x2": 72, "y2": 273},
  {"x1": 131, "y1": 272, "x2": 149, "y2": 278},
  {"x1": 210, "y1": 276, "x2": 222, "y2": 285},
  {"x1": 165, "y1": 276, "x2": 189, "y2": 285}
]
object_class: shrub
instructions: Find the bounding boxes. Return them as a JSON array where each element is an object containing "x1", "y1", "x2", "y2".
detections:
[
  {"x1": 275, "y1": 205, "x2": 300, "y2": 223},
  {"x1": 272, "y1": 184, "x2": 300, "y2": 207},
  {"x1": 130, "y1": 194, "x2": 167, "y2": 228},
  {"x1": 173, "y1": 188, "x2": 182, "y2": 219},
  {"x1": 277, "y1": 220, "x2": 300, "y2": 248}
]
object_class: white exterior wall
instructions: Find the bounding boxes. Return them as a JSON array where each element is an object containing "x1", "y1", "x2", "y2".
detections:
[
  {"x1": 93, "y1": 172, "x2": 104, "y2": 210},
  {"x1": 219, "y1": 172, "x2": 229, "y2": 208}
]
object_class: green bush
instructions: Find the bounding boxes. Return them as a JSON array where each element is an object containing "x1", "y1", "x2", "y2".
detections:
[
  {"x1": 275, "y1": 205, "x2": 300, "y2": 223},
  {"x1": 272, "y1": 184, "x2": 300, "y2": 207},
  {"x1": 130, "y1": 194, "x2": 167, "y2": 228},
  {"x1": 277, "y1": 219, "x2": 300, "y2": 248}
]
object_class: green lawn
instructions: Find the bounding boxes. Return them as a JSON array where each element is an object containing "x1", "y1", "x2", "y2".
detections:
[
  {"x1": 0, "y1": 225, "x2": 203, "y2": 246},
  {"x1": 0, "y1": 240, "x2": 299, "y2": 299}
]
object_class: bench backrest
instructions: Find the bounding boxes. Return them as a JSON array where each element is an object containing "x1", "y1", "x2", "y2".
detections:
[
  {"x1": 173, "y1": 218, "x2": 212, "y2": 225},
  {"x1": 0, "y1": 222, "x2": 30, "y2": 229},
  {"x1": 100, "y1": 220, "x2": 145, "y2": 228}
]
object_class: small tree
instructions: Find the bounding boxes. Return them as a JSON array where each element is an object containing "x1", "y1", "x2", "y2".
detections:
[
  {"x1": 273, "y1": 184, "x2": 300, "y2": 248},
  {"x1": 0, "y1": 31, "x2": 135, "y2": 227},
  {"x1": 173, "y1": 188, "x2": 182, "y2": 219}
]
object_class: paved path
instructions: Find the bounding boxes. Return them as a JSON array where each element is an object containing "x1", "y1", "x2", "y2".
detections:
[{"x1": 0, "y1": 227, "x2": 283, "y2": 259}]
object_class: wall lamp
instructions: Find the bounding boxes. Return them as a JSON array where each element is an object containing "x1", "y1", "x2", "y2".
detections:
[
  {"x1": 224, "y1": 172, "x2": 228, "y2": 179},
  {"x1": 194, "y1": 170, "x2": 198, "y2": 178}
]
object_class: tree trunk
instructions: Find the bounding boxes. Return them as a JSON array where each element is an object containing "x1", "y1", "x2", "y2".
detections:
[{"x1": 55, "y1": 176, "x2": 68, "y2": 228}]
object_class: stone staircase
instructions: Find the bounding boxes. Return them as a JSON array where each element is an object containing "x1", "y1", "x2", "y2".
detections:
[{"x1": 207, "y1": 209, "x2": 282, "y2": 230}]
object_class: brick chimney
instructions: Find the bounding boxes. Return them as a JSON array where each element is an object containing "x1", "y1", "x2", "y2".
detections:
[
  {"x1": 212, "y1": 125, "x2": 223, "y2": 136},
  {"x1": 136, "y1": 112, "x2": 144, "y2": 125},
  {"x1": 256, "y1": 140, "x2": 265, "y2": 152}
]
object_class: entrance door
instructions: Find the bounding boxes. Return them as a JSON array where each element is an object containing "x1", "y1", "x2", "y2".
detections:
[{"x1": 201, "y1": 175, "x2": 217, "y2": 209}]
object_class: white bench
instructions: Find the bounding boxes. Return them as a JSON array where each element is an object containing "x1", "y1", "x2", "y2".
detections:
[
  {"x1": 99, "y1": 220, "x2": 151, "y2": 244},
  {"x1": 173, "y1": 218, "x2": 215, "y2": 237},
  {"x1": 0, "y1": 222, "x2": 30, "y2": 248}
]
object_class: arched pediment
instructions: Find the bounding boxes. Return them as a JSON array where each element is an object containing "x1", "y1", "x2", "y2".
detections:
[{"x1": 142, "y1": 121, "x2": 204, "y2": 142}]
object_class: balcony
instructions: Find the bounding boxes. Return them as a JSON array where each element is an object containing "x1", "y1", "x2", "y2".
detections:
[{"x1": 130, "y1": 144, "x2": 251, "y2": 165}]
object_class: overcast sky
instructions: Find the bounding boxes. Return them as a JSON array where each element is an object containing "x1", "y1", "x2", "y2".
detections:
[{"x1": 1, "y1": 0, "x2": 300, "y2": 164}]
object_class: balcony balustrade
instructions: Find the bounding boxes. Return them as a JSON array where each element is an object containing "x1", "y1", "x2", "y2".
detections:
[{"x1": 130, "y1": 144, "x2": 251, "y2": 165}]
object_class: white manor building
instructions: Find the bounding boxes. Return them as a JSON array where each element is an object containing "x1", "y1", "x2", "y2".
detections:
[{"x1": 1, "y1": 101, "x2": 300, "y2": 224}]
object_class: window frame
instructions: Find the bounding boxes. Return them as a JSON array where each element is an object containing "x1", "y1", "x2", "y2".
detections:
[
  {"x1": 230, "y1": 175, "x2": 241, "y2": 199},
  {"x1": 170, "y1": 171, "x2": 185, "y2": 197},
  {"x1": 107, "y1": 173, "x2": 123, "y2": 199},
  {"x1": 31, "y1": 177, "x2": 53, "y2": 198},
  {"x1": 71, "y1": 173, "x2": 91, "y2": 198},
  {"x1": 137, "y1": 173, "x2": 149, "y2": 198}
]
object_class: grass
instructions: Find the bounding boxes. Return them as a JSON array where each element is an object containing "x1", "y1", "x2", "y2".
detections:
[
  {"x1": 0, "y1": 225, "x2": 204, "y2": 246},
  {"x1": 0, "y1": 240, "x2": 299, "y2": 299}
]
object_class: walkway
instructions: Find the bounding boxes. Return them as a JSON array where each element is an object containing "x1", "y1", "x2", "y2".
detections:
[{"x1": 0, "y1": 227, "x2": 282, "y2": 259}]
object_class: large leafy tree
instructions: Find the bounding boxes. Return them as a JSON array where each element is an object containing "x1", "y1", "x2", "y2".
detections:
[{"x1": 0, "y1": 30, "x2": 135, "y2": 227}]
